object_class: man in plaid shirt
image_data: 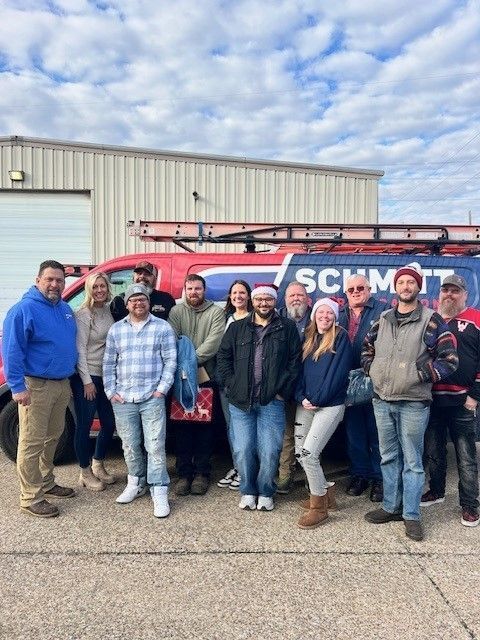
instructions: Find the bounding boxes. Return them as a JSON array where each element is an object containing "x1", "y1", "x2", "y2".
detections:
[{"x1": 103, "y1": 283, "x2": 177, "y2": 518}]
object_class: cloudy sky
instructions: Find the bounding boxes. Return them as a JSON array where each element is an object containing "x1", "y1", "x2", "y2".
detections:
[{"x1": 1, "y1": 0, "x2": 479, "y2": 223}]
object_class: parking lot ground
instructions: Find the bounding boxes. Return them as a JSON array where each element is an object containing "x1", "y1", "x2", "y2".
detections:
[{"x1": 0, "y1": 444, "x2": 479, "y2": 640}]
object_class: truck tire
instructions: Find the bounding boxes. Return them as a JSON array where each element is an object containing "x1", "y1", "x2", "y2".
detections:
[{"x1": 0, "y1": 400, "x2": 76, "y2": 464}]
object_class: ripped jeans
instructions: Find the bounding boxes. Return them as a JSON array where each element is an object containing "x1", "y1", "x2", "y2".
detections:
[
  {"x1": 295, "y1": 404, "x2": 345, "y2": 496},
  {"x1": 112, "y1": 395, "x2": 169, "y2": 487}
]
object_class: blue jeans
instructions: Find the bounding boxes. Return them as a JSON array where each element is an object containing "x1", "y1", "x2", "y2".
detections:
[
  {"x1": 345, "y1": 403, "x2": 382, "y2": 481},
  {"x1": 424, "y1": 404, "x2": 479, "y2": 509},
  {"x1": 70, "y1": 374, "x2": 115, "y2": 469},
  {"x1": 112, "y1": 395, "x2": 169, "y2": 487},
  {"x1": 372, "y1": 399, "x2": 430, "y2": 521},
  {"x1": 229, "y1": 399, "x2": 286, "y2": 498}
]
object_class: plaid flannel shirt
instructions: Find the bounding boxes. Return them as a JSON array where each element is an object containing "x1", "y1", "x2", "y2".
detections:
[{"x1": 103, "y1": 314, "x2": 177, "y2": 402}]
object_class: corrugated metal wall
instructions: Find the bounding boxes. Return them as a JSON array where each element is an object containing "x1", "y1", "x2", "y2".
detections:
[{"x1": 0, "y1": 137, "x2": 383, "y2": 262}]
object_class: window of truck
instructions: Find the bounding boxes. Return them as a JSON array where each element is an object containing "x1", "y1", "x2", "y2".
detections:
[{"x1": 66, "y1": 268, "x2": 134, "y2": 311}]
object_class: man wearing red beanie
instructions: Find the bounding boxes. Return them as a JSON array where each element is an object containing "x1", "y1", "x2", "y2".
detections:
[{"x1": 361, "y1": 263, "x2": 458, "y2": 541}]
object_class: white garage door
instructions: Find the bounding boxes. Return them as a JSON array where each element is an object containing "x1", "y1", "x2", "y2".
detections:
[{"x1": 0, "y1": 192, "x2": 91, "y2": 327}]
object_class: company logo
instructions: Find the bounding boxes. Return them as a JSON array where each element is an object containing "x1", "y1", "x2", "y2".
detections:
[{"x1": 292, "y1": 266, "x2": 456, "y2": 296}]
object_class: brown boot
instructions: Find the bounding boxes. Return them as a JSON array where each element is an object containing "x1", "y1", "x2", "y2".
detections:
[
  {"x1": 300, "y1": 485, "x2": 337, "y2": 511},
  {"x1": 297, "y1": 494, "x2": 328, "y2": 529},
  {"x1": 79, "y1": 466, "x2": 106, "y2": 492},
  {"x1": 92, "y1": 459, "x2": 116, "y2": 484},
  {"x1": 326, "y1": 484, "x2": 337, "y2": 511}
]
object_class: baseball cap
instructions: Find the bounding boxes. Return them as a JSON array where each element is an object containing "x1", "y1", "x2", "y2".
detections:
[
  {"x1": 134, "y1": 261, "x2": 158, "y2": 277},
  {"x1": 124, "y1": 284, "x2": 150, "y2": 304},
  {"x1": 441, "y1": 274, "x2": 467, "y2": 290}
]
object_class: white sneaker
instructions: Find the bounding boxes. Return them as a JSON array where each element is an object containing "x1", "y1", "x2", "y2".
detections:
[
  {"x1": 151, "y1": 486, "x2": 170, "y2": 518},
  {"x1": 239, "y1": 494, "x2": 256, "y2": 510},
  {"x1": 229, "y1": 473, "x2": 241, "y2": 491},
  {"x1": 115, "y1": 475, "x2": 147, "y2": 504},
  {"x1": 257, "y1": 496, "x2": 274, "y2": 511},
  {"x1": 217, "y1": 468, "x2": 237, "y2": 488}
]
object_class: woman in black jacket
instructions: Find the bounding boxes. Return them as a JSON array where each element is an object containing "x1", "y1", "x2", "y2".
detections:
[{"x1": 295, "y1": 298, "x2": 352, "y2": 529}]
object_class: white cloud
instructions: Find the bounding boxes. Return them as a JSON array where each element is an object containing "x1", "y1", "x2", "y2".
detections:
[{"x1": 0, "y1": 0, "x2": 479, "y2": 222}]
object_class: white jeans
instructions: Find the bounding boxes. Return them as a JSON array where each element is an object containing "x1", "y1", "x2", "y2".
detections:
[{"x1": 295, "y1": 404, "x2": 345, "y2": 496}]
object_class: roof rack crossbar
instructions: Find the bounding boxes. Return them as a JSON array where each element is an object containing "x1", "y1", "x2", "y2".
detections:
[{"x1": 127, "y1": 221, "x2": 480, "y2": 256}]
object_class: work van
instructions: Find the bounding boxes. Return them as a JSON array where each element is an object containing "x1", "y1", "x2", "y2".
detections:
[{"x1": 1, "y1": 221, "x2": 480, "y2": 462}]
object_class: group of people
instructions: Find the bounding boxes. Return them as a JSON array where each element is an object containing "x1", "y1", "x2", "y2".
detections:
[{"x1": 2, "y1": 258, "x2": 479, "y2": 540}]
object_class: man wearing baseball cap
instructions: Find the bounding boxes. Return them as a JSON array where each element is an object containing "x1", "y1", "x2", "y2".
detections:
[
  {"x1": 217, "y1": 283, "x2": 302, "y2": 512},
  {"x1": 361, "y1": 263, "x2": 458, "y2": 541},
  {"x1": 111, "y1": 260, "x2": 176, "y2": 322},
  {"x1": 421, "y1": 274, "x2": 480, "y2": 527}
]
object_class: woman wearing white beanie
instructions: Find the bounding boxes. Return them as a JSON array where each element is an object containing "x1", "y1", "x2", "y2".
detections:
[{"x1": 294, "y1": 298, "x2": 352, "y2": 529}]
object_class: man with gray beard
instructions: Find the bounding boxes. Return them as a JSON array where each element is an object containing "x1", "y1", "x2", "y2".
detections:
[
  {"x1": 422, "y1": 274, "x2": 480, "y2": 527},
  {"x1": 277, "y1": 282, "x2": 312, "y2": 493}
]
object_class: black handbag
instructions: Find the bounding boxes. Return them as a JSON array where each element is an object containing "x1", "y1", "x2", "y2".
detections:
[{"x1": 346, "y1": 368, "x2": 373, "y2": 406}]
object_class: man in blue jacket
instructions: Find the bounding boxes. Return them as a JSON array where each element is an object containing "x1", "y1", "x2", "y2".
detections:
[
  {"x1": 338, "y1": 274, "x2": 388, "y2": 502},
  {"x1": 2, "y1": 260, "x2": 78, "y2": 518}
]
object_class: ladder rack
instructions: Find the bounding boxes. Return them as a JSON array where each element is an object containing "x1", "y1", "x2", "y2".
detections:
[{"x1": 127, "y1": 221, "x2": 480, "y2": 256}]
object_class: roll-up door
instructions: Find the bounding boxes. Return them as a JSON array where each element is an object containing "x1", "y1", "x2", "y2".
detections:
[{"x1": 0, "y1": 191, "x2": 91, "y2": 326}]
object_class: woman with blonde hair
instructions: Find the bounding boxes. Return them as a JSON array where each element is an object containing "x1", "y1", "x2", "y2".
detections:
[
  {"x1": 294, "y1": 298, "x2": 352, "y2": 529},
  {"x1": 71, "y1": 272, "x2": 116, "y2": 490}
]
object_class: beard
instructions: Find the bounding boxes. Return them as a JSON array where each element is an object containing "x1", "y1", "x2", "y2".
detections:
[
  {"x1": 439, "y1": 297, "x2": 464, "y2": 318},
  {"x1": 255, "y1": 307, "x2": 275, "y2": 320},
  {"x1": 134, "y1": 276, "x2": 153, "y2": 294},
  {"x1": 398, "y1": 291, "x2": 418, "y2": 304},
  {"x1": 287, "y1": 302, "x2": 308, "y2": 320},
  {"x1": 186, "y1": 294, "x2": 204, "y2": 308}
]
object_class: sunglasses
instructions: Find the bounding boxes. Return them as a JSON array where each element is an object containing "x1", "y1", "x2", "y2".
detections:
[{"x1": 346, "y1": 285, "x2": 366, "y2": 294}]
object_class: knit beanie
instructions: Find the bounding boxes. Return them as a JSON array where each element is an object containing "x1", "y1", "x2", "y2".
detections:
[
  {"x1": 310, "y1": 297, "x2": 339, "y2": 322},
  {"x1": 393, "y1": 263, "x2": 423, "y2": 289}
]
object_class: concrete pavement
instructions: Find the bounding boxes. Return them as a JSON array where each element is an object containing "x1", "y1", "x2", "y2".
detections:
[{"x1": 0, "y1": 445, "x2": 479, "y2": 640}]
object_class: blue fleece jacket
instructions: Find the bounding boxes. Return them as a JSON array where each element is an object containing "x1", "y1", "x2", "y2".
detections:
[
  {"x1": 338, "y1": 296, "x2": 388, "y2": 368},
  {"x1": 173, "y1": 335, "x2": 198, "y2": 412},
  {"x1": 295, "y1": 327, "x2": 353, "y2": 407},
  {"x1": 2, "y1": 286, "x2": 77, "y2": 393}
]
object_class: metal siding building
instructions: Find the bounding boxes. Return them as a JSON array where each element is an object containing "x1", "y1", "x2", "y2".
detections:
[{"x1": 0, "y1": 135, "x2": 383, "y2": 322}]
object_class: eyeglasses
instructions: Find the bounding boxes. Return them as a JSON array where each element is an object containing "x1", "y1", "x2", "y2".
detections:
[
  {"x1": 346, "y1": 286, "x2": 366, "y2": 294},
  {"x1": 254, "y1": 297, "x2": 275, "y2": 304}
]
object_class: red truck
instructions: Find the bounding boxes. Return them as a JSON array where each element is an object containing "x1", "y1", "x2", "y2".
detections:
[{"x1": 2, "y1": 221, "x2": 480, "y2": 462}]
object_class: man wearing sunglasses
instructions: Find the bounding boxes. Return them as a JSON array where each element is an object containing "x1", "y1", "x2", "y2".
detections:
[{"x1": 338, "y1": 275, "x2": 388, "y2": 502}]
